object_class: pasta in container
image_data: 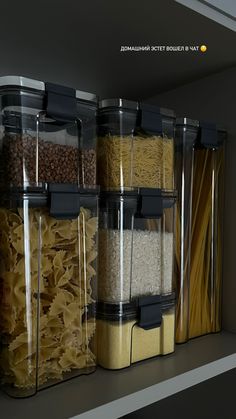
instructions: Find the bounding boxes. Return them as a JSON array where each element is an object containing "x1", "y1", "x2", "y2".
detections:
[
  {"x1": 175, "y1": 119, "x2": 226, "y2": 343},
  {"x1": 0, "y1": 186, "x2": 99, "y2": 397},
  {"x1": 97, "y1": 100, "x2": 175, "y2": 191}
]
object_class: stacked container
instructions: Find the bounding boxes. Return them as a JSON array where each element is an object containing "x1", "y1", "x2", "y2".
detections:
[
  {"x1": 0, "y1": 76, "x2": 99, "y2": 397},
  {"x1": 97, "y1": 100, "x2": 175, "y2": 191},
  {"x1": 96, "y1": 99, "x2": 176, "y2": 369},
  {"x1": 175, "y1": 118, "x2": 226, "y2": 343}
]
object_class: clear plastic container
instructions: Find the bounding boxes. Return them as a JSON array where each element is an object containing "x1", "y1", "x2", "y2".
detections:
[
  {"x1": 98, "y1": 189, "x2": 176, "y2": 304},
  {"x1": 175, "y1": 119, "x2": 226, "y2": 343},
  {"x1": 97, "y1": 100, "x2": 175, "y2": 191},
  {"x1": 0, "y1": 186, "x2": 99, "y2": 397},
  {"x1": 0, "y1": 76, "x2": 97, "y2": 188},
  {"x1": 75, "y1": 89, "x2": 97, "y2": 186},
  {"x1": 96, "y1": 297, "x2": 175, "y2": 369}
]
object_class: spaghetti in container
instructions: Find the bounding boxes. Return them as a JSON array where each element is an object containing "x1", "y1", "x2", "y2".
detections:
[
  {"x1": 97, "y1": 99, "x2": 175, "y2": 191},
  {"x1": 175, "y1": 118, "x2": 226, "y2": 343}
]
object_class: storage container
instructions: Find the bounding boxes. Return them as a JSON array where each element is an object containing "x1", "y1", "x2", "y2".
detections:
[
  {"x1": 0, "y1": 76, "x2": 97, "y2": 188},
  {"x1": 75, "y1": 89, "x2": 97, "y2": 186},
  {"x1": 98, "y1": 189, "x2": 176, "y2": 304},
  {"x1": 97, "y1": 100, "x2": 175, "y2": 191},
  {"x1": 175, "y1": 119, "x2": 226, "y2": 343},
  {"x1": 0, "y1": 185, "x2": 99, "y2": 397},
  {"x1": 96, "y1": 295, "x2": 175, "y2": 369}
]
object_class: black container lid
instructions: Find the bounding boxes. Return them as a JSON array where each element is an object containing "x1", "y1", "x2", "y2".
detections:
[
  {"x1": 100, "y1": 188, "x2": 176, "y2": 219},
  {"x1": 0, "y1": 76, "x2": 97, "y2": 127},
  {"x1": 2, "y1": 184, "x2": 99, "y2": 219},
  {"x1": 138, "y1": 103, "x2": 175, "y2": 135},
  {"x1": 139, "y1": 103, "x2": 175, "y2": 119},
  {"x1": 97, "y1": 293, "x2": 175, "y2": 329},
  {"x1": 176, "y1": 117, "x2": 227, "y2": 148},
  {"x1": 99, "y1": 98, "x2": 139, "y2": 111},
  {"x1": 0, "y1": 76, "x2": 97, "y2": 104}
]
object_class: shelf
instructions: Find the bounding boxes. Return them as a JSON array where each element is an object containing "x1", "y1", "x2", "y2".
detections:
[
  {"x1": 1, "y1": 332, "x2": 236, "y2": 419},
  {"x1": 175, "y1": 0, "x2": 236, "y2": 31}
]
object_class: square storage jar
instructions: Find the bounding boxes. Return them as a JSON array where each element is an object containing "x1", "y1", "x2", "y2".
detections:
[
  {"x1": 0, "y1": 185, "x2": 99, "y2": 397},
  {"x1": 98, "y1": 189, "x2": 176, "y2": 303},
  {"x1": 97, "y1": 100, "x2": 175, "y2": 191},
  {"x1": 97, "y1": 188, "x2": 176, "y2": 369},
  {"x1": 0, "y1": 76, "x2": 97, "y2": 189}
]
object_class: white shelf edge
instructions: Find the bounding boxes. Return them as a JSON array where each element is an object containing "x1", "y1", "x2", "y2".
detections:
[
  {"x1": 175, "y1": 0, "x2": 236, "y2": 31},
  {"x1": 73, "y1": 353, "x2": 236, "y2": 419}
]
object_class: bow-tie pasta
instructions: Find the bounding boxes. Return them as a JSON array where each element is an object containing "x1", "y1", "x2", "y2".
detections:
[{"x1": 0, "y1": 206, "x2": 98, "y2": 390}]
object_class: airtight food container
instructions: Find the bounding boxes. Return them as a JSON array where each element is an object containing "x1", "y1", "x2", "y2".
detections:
[
  {"x1": 97, "y1": 100, "x2": 175, "y2": 191},
  {"x1": 0, "y1": 185, "x2": 99, "y2": 397},
  {"x1": 0, "y1": 76, "x2": 97, "y2": 188},
  {"x1": 98, "y1": 189, "x2": 176, "y2": 304},
  {"x1": 175, "y1": 119, "x2": 226, "y2": 343},
  {"x1": 96, "y1": 294, "x2": 175, "y2": 369},
  {"x1": 75, "y1": 89, "x2": 97, "y2": 186}
]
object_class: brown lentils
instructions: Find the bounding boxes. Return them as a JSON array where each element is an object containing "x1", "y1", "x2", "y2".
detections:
[
  {"x1": 79, "y1": 149, "x2": 96, "y2": 186},
  {"x1": 2, "y1": 134, "x2": 96, "y2": 186}
]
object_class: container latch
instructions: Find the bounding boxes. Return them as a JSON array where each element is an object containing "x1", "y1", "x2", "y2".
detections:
[
  {"x1": 45, "y1": 82, "x2": 77, "y2": 123},
  {"x1": 139, "y1": 103, "x2": 162, "y2": 135},
  {"x1": 137, "y1": 295, "x2": 162, "y2": 330},
  {"x1": 199, "y1": 122, "x2": 218, "y2": 148},
  {"x1": 137, "y1": 188, "x2": 163, "y2": 218},
  {"x1": 48, "y1": 184, "x2": 80, "y2": 219}
]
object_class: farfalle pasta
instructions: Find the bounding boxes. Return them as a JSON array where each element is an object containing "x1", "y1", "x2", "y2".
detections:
[{"x1": 0, "y1": 204, "x2": 98, "y2": 394}]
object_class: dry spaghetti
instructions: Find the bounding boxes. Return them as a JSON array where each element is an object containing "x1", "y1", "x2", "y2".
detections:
[{"x1": 175, "y1": 146, "x2": 224, "y2": 342}]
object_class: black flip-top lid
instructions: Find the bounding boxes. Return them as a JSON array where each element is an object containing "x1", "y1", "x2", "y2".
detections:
[
  {"x1": 100, "y1": 189, "x2": 176, "y2": 219},
  {"x1": 0, "y1": 76, "x2": 97, "y2": 128},
  {"x1": 2, "y1": 184, "x2": 99, "y2": 219},
  {"x1": 99, "y1": 98, "x2": 139, "y2": 111},
  {"x1": 97, "y1": 293, "x2": 175, "y2": 330},
  {"x1": 138, "y1": 103, "x2": 175, "y2": 135},
  {"x1": 176, "y1": 117, "x2": 227, "y2": 148},
  {"x1": 0, "y1": 76, "x2": 97, "y2": 103},
  {"x1": 99, "y1": 99, "x2": 175, "y2": 136}
]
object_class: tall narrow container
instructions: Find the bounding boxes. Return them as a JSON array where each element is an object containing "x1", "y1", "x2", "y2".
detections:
[
  {"x1": 175, "y1": 119, "x2": 226, "y2": 343},
  {"x1": 0, "y1": 76, "x2": 99, "y2": 397},
  {"x1": 97, "y1": 189, "x2": 176, "y2": 369}
]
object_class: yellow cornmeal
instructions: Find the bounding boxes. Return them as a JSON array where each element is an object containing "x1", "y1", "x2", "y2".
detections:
[{"x1": 97, "y1": 310, "x2": 175, "y2": 370}]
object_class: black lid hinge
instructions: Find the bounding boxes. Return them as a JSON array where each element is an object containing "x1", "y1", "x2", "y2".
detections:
[
  {"x1": 48, "y1": 184, "x2": 80, "y2": 219},
  {"x1": 137, "y1": 295, "x2": 162, "y2": 330},
  {"x1": 137, "y1": 188, "x2": 163, "y2": 218},
  {"x1": 45, "y1": 82, "x2": 77, "y2": 123},
  {"x1": 139, "y1": 104, "x2": 162, "y2": 135},
  {"x1": 199, "y1": 122, "x2": 218, "y2": 148}
]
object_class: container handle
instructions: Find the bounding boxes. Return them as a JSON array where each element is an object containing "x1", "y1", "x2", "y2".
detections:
[
  {"x1": 48, "y1": 183, "x2": 81, "y2": 219},
  {"x1": 138, "y1": 295, "x2": 162, "y2": 330},
  {"x1": 45, "y1": 82, "x2": 77, "y2": 123},
  {"x1": 138, "y1": 103, "x2": 163, "y2": 135},
  {"x1": 199, "y1": 122, "x2": 218, "y2": 148},
  {"x1": 136, "y1": 188, "x2": 163, "y2": 218}
]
